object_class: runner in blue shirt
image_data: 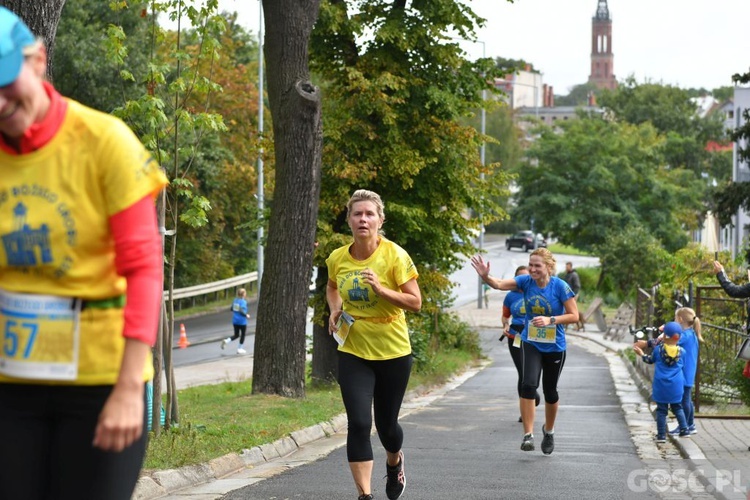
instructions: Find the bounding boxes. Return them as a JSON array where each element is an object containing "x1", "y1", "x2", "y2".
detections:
[
  {"x1": 221, "y1": 288, "x2": 250, "y2": 354},
  {"x1": 472, "y1": 248, "x2": 578, "y2": 455},
  {"x1": 501, "y1": 266, "x2": 540, "y2": 422}
]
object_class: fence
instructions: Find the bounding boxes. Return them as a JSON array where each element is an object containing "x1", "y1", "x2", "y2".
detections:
[
  {"x1": 163, "y1": 272, "x2": 259, "y2": 310},
  {"x1": 633, "y1": 282, "x2": 749, "y2": 412},
  {"x1": 694, "y1": 284, "x2": 748, "y2": 412}
]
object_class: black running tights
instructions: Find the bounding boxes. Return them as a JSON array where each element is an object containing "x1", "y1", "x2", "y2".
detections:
[
  {"x1": 338, "y1": 352, "x2": 412, "y2": 462},
  {"x1": 0, "y1": 383, "x2": 148, "y2": 500}
]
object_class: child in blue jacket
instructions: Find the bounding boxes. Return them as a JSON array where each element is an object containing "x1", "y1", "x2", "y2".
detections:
[
  {"x1": 633, "y1": 321, "x2": 690, "y2": 442},
  {"x1": 668, "y1": 307, "x2": 700, "y2": 435}
]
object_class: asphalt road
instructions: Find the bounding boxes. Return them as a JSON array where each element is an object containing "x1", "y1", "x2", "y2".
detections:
[{"x1": 219, "y1": 328, "x2": 655, "y2": 500}]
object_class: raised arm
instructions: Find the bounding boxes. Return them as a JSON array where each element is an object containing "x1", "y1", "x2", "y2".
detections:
[
  {"x1": 714, "y1": 261, "x2": 750, "y2": 299},
  {"x1": 470, "y1": 254, "x2": 518, "y2": 291}
]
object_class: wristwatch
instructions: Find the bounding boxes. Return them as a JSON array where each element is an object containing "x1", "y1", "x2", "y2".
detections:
[{"x1": 549, "y1": 316, "x2": 556, "y2": 325}]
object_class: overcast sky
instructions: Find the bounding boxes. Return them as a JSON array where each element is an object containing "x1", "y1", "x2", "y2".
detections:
[{"x1": 217, "y1": 0, "x2": 750, "y2": 95}]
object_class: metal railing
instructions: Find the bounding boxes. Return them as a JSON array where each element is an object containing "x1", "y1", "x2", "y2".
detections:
[{"x1": 163, "y1": 272, "x2": 258, "y2": 309}]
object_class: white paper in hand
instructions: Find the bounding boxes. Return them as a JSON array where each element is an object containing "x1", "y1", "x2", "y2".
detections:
[{"x1": 333, "y1": 311, "x2": 355, "y2": 347}]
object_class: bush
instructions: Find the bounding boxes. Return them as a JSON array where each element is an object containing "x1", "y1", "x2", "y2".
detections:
[
  {"x1": 409, "y1": 311, "x2": 481, "y2": 375},
  {"x1": 724, "y1": 359, "x2": 750, "y2": 407}
]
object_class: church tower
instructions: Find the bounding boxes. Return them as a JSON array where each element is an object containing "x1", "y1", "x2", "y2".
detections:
[{"x1": 588, "y1": 0, "x2": 617, "y2": 90}]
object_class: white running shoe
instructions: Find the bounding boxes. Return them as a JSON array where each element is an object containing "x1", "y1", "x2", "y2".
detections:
[
  {"x1": 237, "y1": 348, "x2": 247, "y2": 355},
  {"x1": 221, "y1": 338, "x2": 230, "y2": 350}
]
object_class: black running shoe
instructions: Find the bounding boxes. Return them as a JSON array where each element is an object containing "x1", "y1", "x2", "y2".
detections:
[
  {"x1": 521, "y1": 433, "x2": 534, "y2": 451},
  {"x1": 541, "y1": 425, "x2": 555, "y2": 455},
  {"x1": 358, "y1": 495, "x2": 374, "y2": 500},
  {"x1": 385, "y1": 451, "x2": 405, "y2": 499}
]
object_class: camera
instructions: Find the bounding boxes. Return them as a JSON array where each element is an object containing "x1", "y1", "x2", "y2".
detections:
[{"x1": 630, "y1": 325, "x2": 658, "y2": 341}]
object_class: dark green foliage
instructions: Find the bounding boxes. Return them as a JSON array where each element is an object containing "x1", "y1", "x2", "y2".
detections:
[
  {"x1": 53, "y1": 0, "x2": 151, "y2": 112},
  {"x1": 515, "y1": 112, "x2": 695, "y2": 254},
  {"x1": 554, "y1": 82, "x2": 600, "y2": 107},
  {"x1": 311, "y1": 0, "x2": 513, "y2": 302}
]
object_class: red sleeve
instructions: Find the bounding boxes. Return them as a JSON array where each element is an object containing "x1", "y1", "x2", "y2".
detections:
[
  {"x1": 502, "y1": 305, "x2": 511, "y2": 319},
  {"x1": 109, "y1": 195, "x2": 162, "y2": 346}
]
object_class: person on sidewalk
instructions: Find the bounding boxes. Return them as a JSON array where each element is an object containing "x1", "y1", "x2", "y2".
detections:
[
  {"x1": 669, "y1": 307, "x2": 700, "y2": 436},
  {"x1": 501, "y1": 265, "x2": 540, "y2": 422},
  {"x1": 326, "y1": 189, "x2": 421, "y2": 500},
  {"x1": 562, "y1": 262, "x2": 584, "y2": 331},
  {"x1": 222, "y1": 288, "x2": 250, "y2": 354},
  {"x1": 0, "y1": 7, "x2": 168, "y2": 500},
  {"x1": 472, "y1": 248, "x2": 578, "y2": 455},
  {"x1": 633, "y1": 322, "x2": 691, "y2": 442}
]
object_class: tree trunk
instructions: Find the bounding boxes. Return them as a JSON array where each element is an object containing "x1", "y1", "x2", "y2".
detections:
[
  {"x1": 311, "y1": 266, "x2": 338, "y2": 384},
  {"x1": 0, "y1": 0, "x2": 66, "y2": 79},
  {"x1": 252, "y1": 0, "x2": 322, "y2": 397}
]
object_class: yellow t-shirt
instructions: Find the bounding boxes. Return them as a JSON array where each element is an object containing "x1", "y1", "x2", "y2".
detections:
[
  {"x1": 326, "y1": 237, "x2": 418, "y2": 360},
  {"x1": 0, "y1": 99, "x2": 168, "y2": 385}
]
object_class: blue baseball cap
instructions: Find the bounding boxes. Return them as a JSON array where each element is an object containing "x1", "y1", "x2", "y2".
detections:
[
  {"x1": 663, "y1": 321, "x2": 683, "y2": 338},
  {"x1": 0, "y1": 7, "x2": 36, "y2": 87}
]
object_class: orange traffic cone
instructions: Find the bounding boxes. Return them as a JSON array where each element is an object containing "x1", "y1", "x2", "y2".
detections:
[{"x1": 178, "y1": 323, "x2": 190, "y2": 349}]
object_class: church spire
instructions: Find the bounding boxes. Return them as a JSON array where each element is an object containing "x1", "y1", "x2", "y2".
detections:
[
  {"x1": 588, "y1": 0, "x2": 617, "y2": 90},
  {"x1": 595, "y1": 0, "x2": 610, "y2": 21}
]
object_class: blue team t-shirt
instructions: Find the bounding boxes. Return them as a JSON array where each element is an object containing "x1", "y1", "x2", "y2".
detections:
[
  {"x1": 515, "y1": 274, "x2": 575, "y2": 353},
  {"x1": 651, "y1": 344, "x2": 686, "y2": 404},
  {"x1": 678, "y1": 327, "x2": 699, "y2": 387},
  {"x1": 232, "y1": 298, "x2": 248, "y2": 326},
  {"x1": 503, "y1": 290, "x2": 527, "y2": 332}
]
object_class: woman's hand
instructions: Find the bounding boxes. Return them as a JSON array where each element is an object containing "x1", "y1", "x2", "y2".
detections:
[
  {"x1": 531, "y1": 316, "x2": 553, "y2": 328},
  {"x1": 633, "y1": 345, "x2": 644, "y2": 356},
  {"x1": 93, "y1": 383, "x2": 144, "y2": 452},
  {"x1": 470, "y1": 254, "x2": 490, "y2": 280},
  {"x1": 713, "y1": 261, "x2": 724, "y2": 275},
  {"x1": 361, "y1": 268, "x2": 383, "y2": 296},
  {"x1": 329, "y1": 309, "x2": 343, "y2": 334}
]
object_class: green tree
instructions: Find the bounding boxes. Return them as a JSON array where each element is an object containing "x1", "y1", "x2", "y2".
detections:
[
  {"x1": 514, "y1": 113, "x2": 700, "y2": 253},
  {"x1": 598, "y1": 77, "x2": 728, "y2": 178},
  {"x1": 308, "y1": 0, "x2": 513, "y2": 382},
  {"x1": 53, "y1": 0, "x2": 150, "y2": 112},
  {"x1": 596, "y1": 224, "x2": 672, "y2": 298},
  {"x1": 554, "y1": 82, "x2": 599, "y2": 107}
]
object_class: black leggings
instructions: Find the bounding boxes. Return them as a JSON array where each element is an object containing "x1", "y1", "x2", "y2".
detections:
[
  {"x1": 338, "y1": 352, "x2": 412, "y2": 462},
  {"x1": 0, "y1": 383, "x2": 148, "y2": 500},
  {"x1": 507, "y1": 325, "x2": 524, "y2": 397},
  {"x1": 230, "y1": 323, "x2": 247, "y2": 344},
  {"x1": 520, "y1": 341, "x2": 566, "y2": 404}
]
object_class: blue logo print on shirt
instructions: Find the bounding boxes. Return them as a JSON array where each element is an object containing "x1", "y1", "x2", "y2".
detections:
[
  {"x1": 347, "y1": 277, "x2": 370, "y2": 302},
  {"x1": 2, "y1": 202, "x2": 53, "y2": 266}
]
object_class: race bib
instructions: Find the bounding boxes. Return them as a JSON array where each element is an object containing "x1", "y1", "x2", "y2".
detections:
[
  {"x1": 513, "y1": 333, "x2": 522, "y2": 348},
  {"x1": 0, "y1": 289, "x2": 81, "y2": 381},
  {"x1": 527, "y1": 324, "x2": 556, "y2": 344}
]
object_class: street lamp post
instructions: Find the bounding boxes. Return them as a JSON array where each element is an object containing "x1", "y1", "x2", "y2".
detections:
[
  {"x1": 477, "y1": 41, "x2": 486, "y2": 310},
  {"x1": 257, "y1": 1, "x2": 264, "y2": 292}
]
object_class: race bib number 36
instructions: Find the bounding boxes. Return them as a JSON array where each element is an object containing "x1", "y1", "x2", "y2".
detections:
[{"x1": 0, "y1": 290, "x2": 80, "y2": 381}]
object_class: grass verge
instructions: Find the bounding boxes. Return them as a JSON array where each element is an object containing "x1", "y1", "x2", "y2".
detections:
[{"x1": 144, "y1": 347, "x2": 479, "y2": 470}]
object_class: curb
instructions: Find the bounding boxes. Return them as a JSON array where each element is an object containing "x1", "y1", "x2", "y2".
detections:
[{"x1": 134, "y1": 414, "x2": 349, "y2": 499}]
